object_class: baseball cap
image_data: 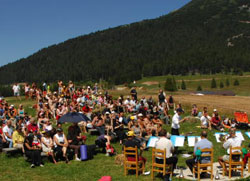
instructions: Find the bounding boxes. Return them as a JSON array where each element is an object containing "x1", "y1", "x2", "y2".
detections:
[
  {"x1": 127, "y1": 131, "x2": 135, "y2": 137},
  {"x1": 213, "y1": 109, "x2": 217, "y2": 112}
]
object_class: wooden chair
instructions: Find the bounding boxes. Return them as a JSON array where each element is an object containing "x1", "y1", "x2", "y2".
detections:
[
  {"x1": 192, "y1": 148, "x2": 213, "y2": 181},
  {"x1": 248, "y1": 157, "x2": 250, "y2": 173},
  {"x1": 151, "y1": 148, "x2": 173, "y2": 180},
  {"x1": 222, "y1": 146, "x2": 244, "y2": 178},
  {"x1": 123, "y1": 146, "x2": 145, "y2": 178}
]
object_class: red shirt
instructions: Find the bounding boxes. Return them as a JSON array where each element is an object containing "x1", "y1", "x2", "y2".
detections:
[
  {"x1": 82, "y1": 106, "x2": 92, "y2": 113},
  {"x1": 27, "y1": 123, "x2": 38, "y2": 133},
  {"x1": 211, "y1": 117, "x2": 220, "y2": 125}
]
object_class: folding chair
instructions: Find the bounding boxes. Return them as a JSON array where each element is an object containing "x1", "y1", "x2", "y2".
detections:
[
  {"x1": 151, "y1": 148, "x2": 173, "y2": 180},
  {"x1": 223, "y1": 146, "x2": 244, "y2": 178},
  {"x1": 123, "y1": 146, "x2": 145, "y2": 178},
  {"x1": 193, "y1": 148, "x2": 213, "y2": 181}
]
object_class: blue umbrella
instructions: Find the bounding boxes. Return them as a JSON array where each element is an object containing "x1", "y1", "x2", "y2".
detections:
[{"x1": 58, "y1": 112, "x2": 90, "y2": 123}]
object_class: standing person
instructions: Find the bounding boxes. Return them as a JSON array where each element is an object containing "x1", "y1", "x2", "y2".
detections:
[
  {"x1": 3, "y1": 120, "x2": 13, "y2": 148},
  {"x1": 186, "y1": 131, "x2": 213, "y2": 175},
  {"x1": 130, "y1": 87, "x2": 137, "y2": 101},
  {"x1": 171, "y1": 108, "x2": 187, "y2": 136},
  {"x1": 23, "y1": 134, "x2": 43, "y2": 168},
  {"x1": 158, "y1": 89, "x2": 166, "y2": 105},
  {"x1": 155, "y1": 129, "x2": 178, "y2": 181},
  {"x1": 12, "y1": 83, "x2": 21, "y2": 100},
  {"x1": 24, "y1": 83, "x2": 30, "y2": 100}
]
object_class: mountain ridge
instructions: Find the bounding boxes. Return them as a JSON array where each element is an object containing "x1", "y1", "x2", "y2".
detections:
[{"x1": 0, "y1": 0, "x2": 250, "y2": 84}]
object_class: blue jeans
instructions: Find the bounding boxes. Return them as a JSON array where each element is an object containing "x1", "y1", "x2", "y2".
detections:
[{"x1": 6, "y1": 137, "x2": 13, "y2": 148}]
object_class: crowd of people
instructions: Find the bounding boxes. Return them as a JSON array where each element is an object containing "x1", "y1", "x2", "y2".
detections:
[{"x1": 0, "y1": 81, "x2": 249, "y2": 180}]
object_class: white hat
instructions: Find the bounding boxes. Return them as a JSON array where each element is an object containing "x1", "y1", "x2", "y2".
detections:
[
  {"x1": 105, "y1": 112, "x2": 110, "y2": 115},
  {"x1": 213, "y1": 109, "x2": 217, "y2": 112},
  {"x1": 87, "y1": 86, "x2": 90, "y2": 88},
  {"x1": 111, "y1": 111, "x2": 115, "y2": 114},
  {"x1": 138, "y1": 113, "x2": 143, "y2": 117}
]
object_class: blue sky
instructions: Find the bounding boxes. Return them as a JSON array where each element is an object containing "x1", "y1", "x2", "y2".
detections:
[{"x1": 0, "y1": 0, "x2": 191, "y2": 66}]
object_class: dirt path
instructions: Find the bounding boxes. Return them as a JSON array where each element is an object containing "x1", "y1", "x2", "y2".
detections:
[{"x1": 174, "y1": 94, "x2": 250, "y2": 114}]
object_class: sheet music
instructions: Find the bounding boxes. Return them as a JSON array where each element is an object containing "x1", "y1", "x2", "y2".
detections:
[
  {"x1": 236, "y1": 131, "x2": 244, "y2": 141},
  {"x1": 175, "y1": 136, "x2": 185, "y2": 147},
  {"x1": 214, "y1": 132, "x2": 228, "y2": 143},
  {"x1": 146, "y1": 136, "x2": 159, "y2": 147},
  {"x1": 187, "y1": 136, "x2": 201, "y2": 147},
  {"x1": 245, "y1": 132, "x2": 250, "y2": 138}
]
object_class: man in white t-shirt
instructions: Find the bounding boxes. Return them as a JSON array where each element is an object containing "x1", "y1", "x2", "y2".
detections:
[
  {"x1": 171, "y1": 108, "x2": 187, "y2": 135},
  {"x1": 3, "y1": 120, "x2": 13, "y2": 148},
  {"x1": 218, "y1": 129, "x2": 242, "y2": 173},
  {"x1": 200, "y1": 111, "x2": 212, "y2": 130},
  {"x1": 155, "y1": 129, "x2": 178, "y2": 180},
  {"x1": 12, "y1": 83, "x2": 21, "y2": 100}
]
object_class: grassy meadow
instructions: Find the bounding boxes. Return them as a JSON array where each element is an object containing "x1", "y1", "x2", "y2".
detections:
[{"x1": 1, "y1": 73, "x2": 250, "y2": 180}]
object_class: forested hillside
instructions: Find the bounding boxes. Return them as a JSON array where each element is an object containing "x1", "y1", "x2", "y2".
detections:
[{"x1": 0, "y1": 0, "x2": 250, "y2": 84}]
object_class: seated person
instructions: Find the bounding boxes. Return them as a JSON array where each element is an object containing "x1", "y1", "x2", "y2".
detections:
[
  {"x1": 3, "y1": 119, "x2": 13, "y2": 148},
  {"x1": 23, "y1": 134, "x2": 43, "y2": 168},
  {"x1": 12, "y1": 125, "x2": 25, "y2": 152},
  {"x1": 113, "y1": 117, "x2": 125, "y2": 145},
  {"x1": 191, "y1": 104, "x2": 198, "y2": 116},
  {"x1": 27, "y1": 118, "x2": 39, "y2": 134},
  {"x1": 222, "y1": 117, "x2": 232, "y2": 129},
  {"x1": 200, "y1": 111, "x2": 212, "y2": 130},
  {"x1": 92, "y1": 115, "x2": 105, "y2": 135},
  {"x1": 53, "y1": 128, "x2": 69, "y2": 163},
  {"x1": 67, "y1": 123, "x2": 84, "y2": 161},
  {"x1": 104, "y1": 112, "x2": 113, "y2": 135},
  {"x1": 152, "y1": 114, "x2": 163, "y2": 132},
  {"x1": 155, "y1": 129, "x2": 178, "y2": 180},
  {"x1": 211, "y1": 113, "x2": 224, "y2": 131},
  {"x1": 186, "y1": 131, "x2": 213, "y2": 176},
  {"x1": 131, "y1": 121, "x2": 146, "y2": 149},
  {"x1": 0, "y1": 120, "x2": 6, "y2": 147},
  {"x1": 41, "y1": 131, "x2": 56, "y2": 164},
  {"x1": 218, "y1": 129, "x2": 242, "y2": 174},
  {"x1": 42, "y1": 120, "x2": 53, "y2": 132},
  {"x1": 123, "y1": 131, "x2": 147, "y2": 171}
]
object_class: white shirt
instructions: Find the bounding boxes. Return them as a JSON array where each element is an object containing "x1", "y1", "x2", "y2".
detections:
[
  {"x1": 25, "y1": 86, "x2": 29, "y2": 92},
  {"x1": 12, "y1": 85, "x2": 20, "y2": 93},
  {"x1": 124, "y1": 99, "x2": 130, "y2": 105},
  {"x1": 155, "y1": 137, "x2": 173, "y2": 158},
  {"x1": 223, "y1": 136, "x2": 242, "y2": 154},
  {"x1": 172, "y1": 113, "x2": 181, "y2": 129},
  {"x1": 200, "y1": 115, "x2": 211, "y2": 126},
  {"x1": 3, "y1": 125, "x2": 13, "y2": 139},
  {"x1": 119, "y1": 117, "x2": 123, "y2": 123}
]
